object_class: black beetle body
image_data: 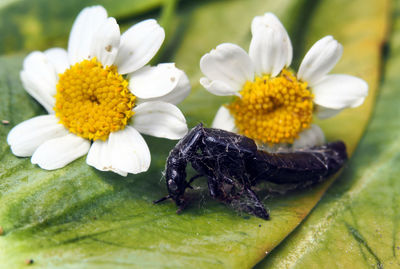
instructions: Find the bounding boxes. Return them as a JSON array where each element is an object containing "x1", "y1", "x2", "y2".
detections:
[{"x1": 155, "y1": 124, "x2": 348, "y2": 219}]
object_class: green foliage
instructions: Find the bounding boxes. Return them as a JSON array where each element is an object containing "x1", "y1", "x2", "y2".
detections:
[{"x1": 0, "y1": 0, "x2": 391, "y2": 268}]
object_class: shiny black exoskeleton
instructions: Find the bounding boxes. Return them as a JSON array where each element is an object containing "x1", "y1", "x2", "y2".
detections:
[{"x1": 154, "y1": 124, "x2": 348, "y2": 220}]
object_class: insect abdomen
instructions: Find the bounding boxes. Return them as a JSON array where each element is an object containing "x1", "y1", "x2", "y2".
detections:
[{"x1": 251, "y1": 141, "x2": 348, "y2": 185}]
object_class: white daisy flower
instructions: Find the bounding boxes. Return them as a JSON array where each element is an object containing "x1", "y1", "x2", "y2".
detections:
[
  {"x1": 200, "y1": 12, "x2": 368, "y2": 149},
  {"x1": 7, "y1": 6, "x2": 191, "y2": 176}
]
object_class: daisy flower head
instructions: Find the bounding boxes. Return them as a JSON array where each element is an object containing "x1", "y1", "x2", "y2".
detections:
[
  {"x1": 200, "y1": 13, "x2": 368, "y2": 150},
  {"x1": 7, "y1": 6, "x2": 191, "y2": 176}
]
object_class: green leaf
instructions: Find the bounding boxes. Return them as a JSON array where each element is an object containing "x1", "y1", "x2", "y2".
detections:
[
  {"x1": 257, "y1": 1, "x2": 400, "y2": 268},
  {"x1": 0, "y1": 0, "x2": 387, "y2": 268}
]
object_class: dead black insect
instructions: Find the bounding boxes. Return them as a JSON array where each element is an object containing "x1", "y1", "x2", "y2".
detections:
[{"x1": 155, "y1": 124, "x2": 348, "y2": 220}]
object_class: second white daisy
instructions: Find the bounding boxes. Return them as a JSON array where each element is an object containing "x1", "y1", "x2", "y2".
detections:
[{"x1": 200, "y1": 13, "x2": 368, "y2": 149}]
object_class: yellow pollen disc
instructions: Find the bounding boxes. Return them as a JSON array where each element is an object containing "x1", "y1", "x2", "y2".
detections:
[
  {"x1": 54, "y1": 58, "x2": 135, "y2": 141},
  {"x1": 227, "y1": 69, "x2": 314, "y2": 145}
]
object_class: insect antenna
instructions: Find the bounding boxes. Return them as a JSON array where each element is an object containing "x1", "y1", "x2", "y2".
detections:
[{"x1": 153, "y1": 195, "x2": 172, "y2": 204}]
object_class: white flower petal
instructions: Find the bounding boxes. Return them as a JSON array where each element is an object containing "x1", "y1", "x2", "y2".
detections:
[
  {"x1": 298, "y1": 36, "x2": 343, "y2": 86},
  {"x1": 313, "y1": 74, "x2": 368, "y2": 110},
  {"x1": 115, "y1": 19, "x2": 165, "y2": 74},
  {"x1": 68, "y1": 6, "x2": 108, "y2": 64},
  {"x1": 110, "y1": 127, "x2": 151, "y2": 174},
  {"x1": 137, "y1": 69, "x2": 190, "y2": 105},
  {"x1": 86, "y1": 139, "x2": 127, "y2": 176},
  {"x1": 249, "y1": 26, "x2": 286, "y2": 77},
  {"x1": 211, "y1": 106, "x2": 237, "y2": 132},
  {"x1": 292, "y1": 124, "x2": 325, "y2": 149},
  {"x1": 199, "y1": 77, "x2": 239, "y2": 96},
  {"x1": 44, "y1": 48, "x2": 70, "y2": 74},
  {"x1": 129, "y1": 63, "x2": 189, "y2": 101},
  {"x1": 20, "y1": 51, "x2": 58, "y2": 113},
  {"x1": 87, "y1": 126, "x2": 150, "y2": 175},
  {"x1": 135, "y1": 68, "x2": 191, "y2": 105},
  {"x1": 7, "y1": 115, "x2": 69, "y2": 157},
  {"x1": 350, "y1": 96, "x2": 367, "y2": 108},
  {"x1": 90, "y1": 17, "x2": 120, "y2": 67},
  {"x1": 315, "y1": 106, "x2": 342, "y2": 119},
  {"x1": 132, "y1": 101, "x2": 188, "y2": 139},
  {"x1": 200, "y1": 43, "x2": 254, "y2": 92},
  {"x1": 250, "y1": 13, "x2": 292, "y2": 76},
  {"x1": 31, "y1": 134, "x2": 90, "y2": 170},
  {"x1": 251, "y1": 13, "x2": 292, "y2": 67}
]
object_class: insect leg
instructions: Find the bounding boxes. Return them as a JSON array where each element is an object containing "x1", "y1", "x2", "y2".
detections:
[
  {"x1": 191, "y1": 129, "x2": 270, "y2": 218},
  {"x1": 186, "y1": 174, "x2": 203, "y2": 189},
  {"x1": 153, "y1": 195, "x2": 172, "y2": 204},
  {"x1": 207, "y1": 178, "x2": 221, "y2": 198},
  {"x1": 239, "y1": 188, "x2": 270, "y2": 220},
  {"x1": 190, "y1": 157, "x2": 221, "y2": 198},
  {"x1": 212, "y1": 175, "x2": 269, "y2": 220},
  {"x1": 197, "y1": 162, "x2": 269, "y2": 219},
  {"x1": 213, "y1": 173, "x2": 269, "y2": 219}
]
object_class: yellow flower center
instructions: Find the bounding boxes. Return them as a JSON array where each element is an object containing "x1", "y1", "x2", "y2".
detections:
[
  {"x1": 54, "y1": 58, "x2": 135, "y2": 141},
  {"x1": 227, "y1": 69, "x2": 313, "y2": 145}
]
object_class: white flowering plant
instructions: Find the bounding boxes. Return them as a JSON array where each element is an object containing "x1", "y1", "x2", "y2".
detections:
[
  {"x1": 200, "y1": 13, "x2": 368, "y2": 150},
  {"x1": 7, "y1": 6, "x2": 191, "y2": 176}
]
